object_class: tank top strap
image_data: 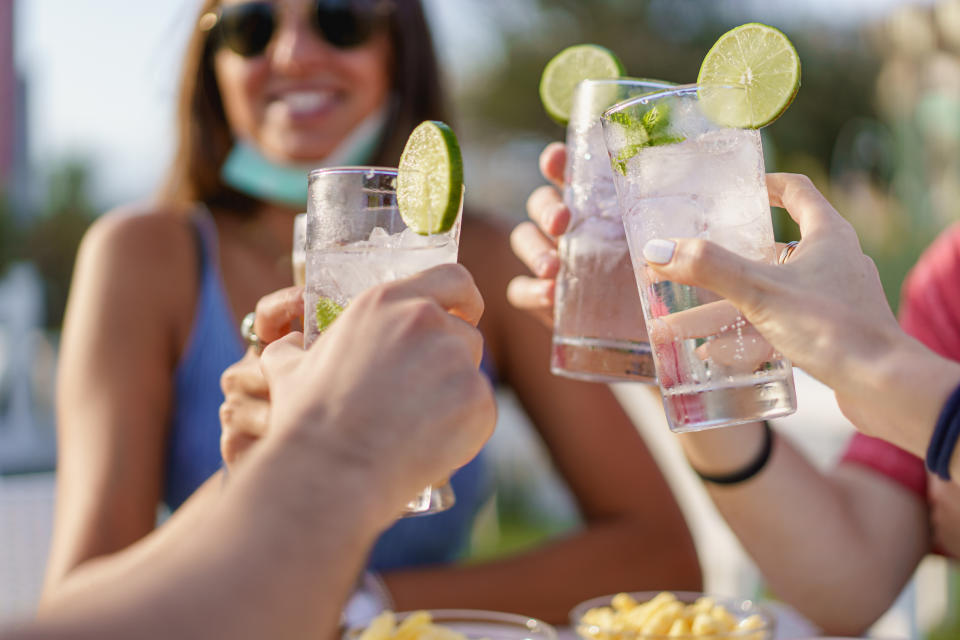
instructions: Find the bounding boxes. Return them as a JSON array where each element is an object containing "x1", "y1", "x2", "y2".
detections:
[
  {"x1": 164, "y1": 207, "x2": 246, "y2": 510},
  {"x1": 190, "y1": 207, "x2": 219, "y2": 286},
  {"x1": 187, "y1": 206, "x2": 242, "y2": 348}
]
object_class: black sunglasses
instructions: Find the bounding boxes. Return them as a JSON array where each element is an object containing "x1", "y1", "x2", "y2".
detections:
[{"x1": 200, "y1": 0, "x2": 393, "y2": 58}]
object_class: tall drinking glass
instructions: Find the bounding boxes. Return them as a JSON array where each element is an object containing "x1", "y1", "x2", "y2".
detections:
[
  {"x1": 292, "y1": 212, "x2": 306, "y2": 287},
  {"x1": 601, "y1": 85, "x2": 796, "y2": 432},
  {"x1": 551, "y1": 78, "x2": 672, "y2": 383},
  {"x1": 304, "y1": 166, "x2": 463, "y2": 514}
]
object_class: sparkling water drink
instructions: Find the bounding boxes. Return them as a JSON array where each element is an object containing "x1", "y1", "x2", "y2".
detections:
[
  {"x1": 304, "y1": 232, "x2": 456, "y2": 347},
  {"x1": 303, "y1": 219, "x2": 458, "y2": 348},
  {"x1": 305, "y1": 167, "x2": 462, "y2": 512},
  {"x1": 292, "y1": 213, "x2": 306, "y2": 287},
  {"x1": 552, "y1": 79, "x2": 672, "y2": 383},
  {"x1": 601, "y1": 85, "x2": 796, "y2": 432}
]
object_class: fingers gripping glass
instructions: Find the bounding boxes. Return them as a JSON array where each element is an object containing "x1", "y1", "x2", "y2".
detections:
[{"x1": 200, "y1": 0, "x2": 393, "y2": 58}]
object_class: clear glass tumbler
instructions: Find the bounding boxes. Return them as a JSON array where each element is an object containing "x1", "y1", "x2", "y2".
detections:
[
  {"x1": 292, "y1": 212, "x2": 306, "y2": 287},
  {"x1": 601, "y1": 85, "x2": 796, "y2": 432},
  {"x1": 304, "y1": 166, "x2": 463, "y2": 514},
  {"x1": 551, "y1": 78, "x2": 672, "y2": 383}
]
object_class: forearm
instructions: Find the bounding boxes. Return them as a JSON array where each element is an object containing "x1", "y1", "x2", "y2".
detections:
[
  {"x1": 24, "y1": 438, "x2": 388, "y2": 640},
  {"x1": 383, "y1": 517, "x2": 700, "y2": 625},
  {"x1": 679, "y1": 424, "x2": 927, "y2": 635},
  {"x1": 39, "y1": 471, "x2": 225, "y2": 614},
  {"x1": 839, "y1": 332, "x2": 960, "y2": 468}
]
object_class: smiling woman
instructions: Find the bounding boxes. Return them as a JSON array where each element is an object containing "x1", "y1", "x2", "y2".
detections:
[
  {"x1": 160, "y1": 0, "x2": 445, "y2": 212},
  {"x1": 207, "y1": 0, "x2": 393, "y2": 161},
  {"x1": 42, "y1": 0, "x2": 700, "y2": 626}
]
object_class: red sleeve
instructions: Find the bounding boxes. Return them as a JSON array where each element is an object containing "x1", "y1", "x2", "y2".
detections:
[
  {"x1": 842, "y1": 432, "x2": 928, "y2": 498},
  {"x1": 840, "y1": 224, "x2": 960, "y2": 500}
]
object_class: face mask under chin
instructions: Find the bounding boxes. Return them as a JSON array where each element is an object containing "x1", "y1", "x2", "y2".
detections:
[{"x1": 221, "y1": 102, "x2": 390, "y2": 208}]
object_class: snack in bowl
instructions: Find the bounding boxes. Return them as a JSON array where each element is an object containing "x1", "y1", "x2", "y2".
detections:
[
  {"x1": 571, "y1": 591, "x2": 774, "y2": 639},
  {"x1": 351, "y1": 609, "x2": 557, "y2": 640}
]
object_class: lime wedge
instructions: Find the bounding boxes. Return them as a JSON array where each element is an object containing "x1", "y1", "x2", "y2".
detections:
[
  {"x1": 539, "y1": 44, "x2": 625, "y2": 126},
  {"x1": 315, "y1": 297, "x2": 343, "y2": 333},
  {"x1": 397, "y1": 120, "x2": 464, "y2": 235},
  {"x1": 697, "y1": 23, "x2": 801, "y2": 128}
]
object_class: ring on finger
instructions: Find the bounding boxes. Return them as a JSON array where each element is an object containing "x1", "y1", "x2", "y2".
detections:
[
  {"x1": 778, "y1": 240, "x2": 800, "y2": 265},
  {"x1": 240, "y1": 311, "x2": 262, "y2": 354}
]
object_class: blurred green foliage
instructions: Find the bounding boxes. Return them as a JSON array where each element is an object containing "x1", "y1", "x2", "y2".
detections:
[
  {"x1": 454, "y1": 0, "x2": 950, "y2": 307},
  {"x1": 30, "y1": 162, "x2": 96, "y2": 329},
  {"x1": 0, "y1": 189, "x2": 22, "y2": 278},
  {"x1": 0, "y1": 161, "x2": 96, "y2": 329},
  {"x1": 460, "y1": 0, "x2": 878, "y2": 184}
]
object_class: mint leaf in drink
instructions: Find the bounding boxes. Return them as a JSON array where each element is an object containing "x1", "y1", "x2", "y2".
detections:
[
  {"x1": 641, "y1": 104, "x2": 670, "y2": 136},
  {"x1": 648, "y1": 134, "x2": 686, "y2": 148},
  {"x1": 315, "y1": 297, "x2": 344, "y2": 333},
  {"x1": 607, "y1": 110, "x2": 640, "y2": 128},
  {"x1": 608, "y1": 102, "x2": 683, "y2": 174},
  {"x1": 613, "y1": 143, "x2": 646, "y2": 176}
]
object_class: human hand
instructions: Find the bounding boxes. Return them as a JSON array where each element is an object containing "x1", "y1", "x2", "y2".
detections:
[
  {"x1": 641, "y1": 173, "x2": 901, "y2": 397},
  {"x1": 645, "y1": 289, "x2": 778, "y2": 374},
  {"x1": 219, "y1": 286, "x2": 304, "y2": 470},
  {"x1": 506, "y1": 142, "x2": 569, "y2": 326},
  {"x1": 929, "y1": 476, "x2": 960, "y2": 557},
  {"x1": 259, "y1": 264, "x2": 495, "y2": 512},
  {"x1": 247, "y1": 285, "x2": 305, "y2": 347}
]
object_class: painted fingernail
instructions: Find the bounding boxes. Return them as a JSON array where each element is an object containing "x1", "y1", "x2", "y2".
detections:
[
  {"x1": 545, "y1": 204, "x2": 562, "y2": 232},
  {"x1": 643, "y1": 239, "x2": 676, "y2": 265},
  {"x1": 539, "y1": 280, "x2": 554, "y2": 304},
  {"x1": 536, "y1": 253, "x2": 557, "y2": 276},
  {"x1": 536, "y1": 256, "x2": 549, "y2": 276}
]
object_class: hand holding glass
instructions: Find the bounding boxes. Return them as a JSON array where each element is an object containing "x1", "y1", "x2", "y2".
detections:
[
  {"x1": 304, "y1": 167, "x2": 463, "y2": 514},
  {"x1": 601, "y1": 85, "x2": 796, "y2": 432}
]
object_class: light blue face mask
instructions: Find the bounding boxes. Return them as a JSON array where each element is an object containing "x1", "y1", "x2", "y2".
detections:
[{"x1": 221, "y1": 105, "x2": 389, "y2": 209}]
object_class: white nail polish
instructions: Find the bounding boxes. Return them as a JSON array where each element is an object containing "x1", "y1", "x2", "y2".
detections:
[{"x1": 643, "y1": 239, "x2": 676, "y2": 265}]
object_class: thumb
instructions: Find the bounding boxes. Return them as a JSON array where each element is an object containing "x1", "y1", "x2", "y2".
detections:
[
  {"x1": 259, "y1": 332, "x2": 305, "y2": 385},
  {"x1": 642, "y1": 238, "x2": 777, "y2": 313}
]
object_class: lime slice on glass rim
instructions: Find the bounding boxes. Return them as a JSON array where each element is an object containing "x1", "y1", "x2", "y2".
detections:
[
  {"x1": 697, "y1": 22, "x2": 801, "y2": 128},
  {"x1": 315, "y1": 297, "x2": 344, "y2": 333},
  {"x1": 397, "y1": 120, "x2": 464, "y2": 235},
  {"x1": 539, "y1": 44, "x2": 625, "y2": 126}
]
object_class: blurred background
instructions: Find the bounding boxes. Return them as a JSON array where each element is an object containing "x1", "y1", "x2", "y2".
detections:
[{"x1": 1, "y1": 0, "x2": 959, "y2": 636}]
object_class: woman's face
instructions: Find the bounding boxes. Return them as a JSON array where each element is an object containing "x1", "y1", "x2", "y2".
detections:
[{"x1": 214, "y1": 0, "x2": 393, "y2": 163}]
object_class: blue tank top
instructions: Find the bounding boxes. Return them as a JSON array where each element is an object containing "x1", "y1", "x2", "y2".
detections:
[{"x1": 166, "y1": 210, "x2": 493, "y2": 570}]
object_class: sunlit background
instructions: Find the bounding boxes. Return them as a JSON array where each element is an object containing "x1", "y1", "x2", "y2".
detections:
[{"x1": 2, "y1": 0, "x2": 960, "y2": 637}]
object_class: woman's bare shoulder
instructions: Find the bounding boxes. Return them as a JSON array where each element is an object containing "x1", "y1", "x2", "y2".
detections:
[
  {"x1": 70, "y1": 201, "x2": 200, "y2": 335},
  {"x1": 85, "y1": 201, "x2": 193, "y2": 255},
  {"x1": 77, "y1": 202, "x2": 197, "y2": 285}
]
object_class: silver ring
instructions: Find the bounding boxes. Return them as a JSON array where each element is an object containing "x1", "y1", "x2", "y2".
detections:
[
  {"x1": 778, "y1": 240, "x2": 800, "y2": 265},
  {"x1": 240, "y1": 311, "x2": 262, "y2": 354}
]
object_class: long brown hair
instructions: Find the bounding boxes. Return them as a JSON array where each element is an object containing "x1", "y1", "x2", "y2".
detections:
[{"x1": 158, "y1": 0, "x2": 449, "y2": 214}]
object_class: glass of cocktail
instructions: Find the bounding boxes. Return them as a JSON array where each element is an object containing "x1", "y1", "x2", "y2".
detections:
[
  {"x1": 292, "y1": 212, "x2": 306, "y2": 287},
  {"x1": 601, "y1": 84, "x2": 796, "y2": 432},
  {"x1": 304, "y1": 166, "x2": 463, "y2": 514},
  {"x1": 552, "y1": 78, "x2": 672, "y2": 383}
]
